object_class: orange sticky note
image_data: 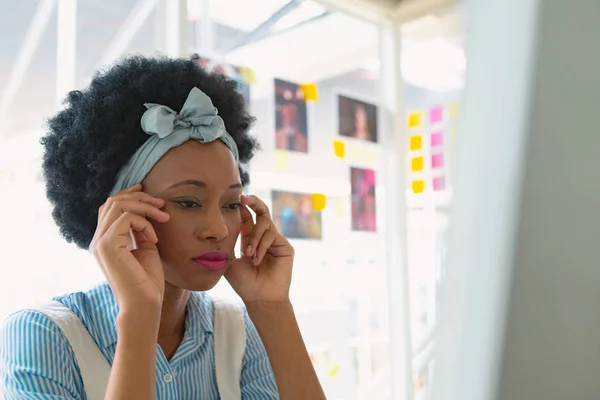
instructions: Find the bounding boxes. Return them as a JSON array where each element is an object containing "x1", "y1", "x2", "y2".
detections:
[
  {"x1": 239, "y1": 67, "x2": 256, "y2": 84},
  {"x1": 299, "y1": 83, "x2": 319, "y2": 101},
  {"x1": 411, "y1": 156, "x2": 424, "y2": 172},
  {"x1": 409, "y1": 135, "x2": 422, "y2": 151},
  {"x1": 407, "y1": 111, "x2": 422, "y2": 128},
  {"x1": 412, "y1": 180, "x2": 425, "y2": 194},
  {"x1": 274, "y1": 150, "x2": 289, "y2": 170},
  {"x1": 333, "y1": 140, "x2": 345, "y2": 158},
  {"x1": 311, "y1": 193, "x2": 327, "y2": 211}
]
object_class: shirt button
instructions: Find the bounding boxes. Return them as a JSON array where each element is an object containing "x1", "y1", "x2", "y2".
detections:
[{"x1": 163, "y1": 373, "x2": 173, "y2": 383}]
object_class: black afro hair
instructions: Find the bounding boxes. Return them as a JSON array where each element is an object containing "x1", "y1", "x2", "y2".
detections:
[{"x1": 41, "y1": 54, "x2": 258, "y2": 250}]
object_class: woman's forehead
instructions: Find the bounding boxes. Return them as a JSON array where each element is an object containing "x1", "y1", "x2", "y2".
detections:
[{"x1": 143, "y1": 141, "x2": 240, "y2": 190}]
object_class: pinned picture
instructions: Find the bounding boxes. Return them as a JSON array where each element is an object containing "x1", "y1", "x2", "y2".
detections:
[
  {"x1": 272, "y1": 190, "x2": 322, "y2": 239},
  {"x1": 338, "y1": 95, "x2": 378, "y2": 142},
  {"x1": 194, "y1": 56, "x2": 251, "y2": 108},
  {"x1": 275, "y1": 79, "x2": 308, "y2": 153},
  {"x1": 351, "y1": 168, "x2": 376, "y2": 232}
]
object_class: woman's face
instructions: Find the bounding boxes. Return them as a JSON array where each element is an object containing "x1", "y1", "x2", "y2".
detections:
[
  {"x1": 141, "y1": 140, "x2": 242, "y2": 292},
  {"x1": 281, "y1": 103, "x2": 299, "y2": 126},
  {"x1": 354, "y1": 105, "x2": 368, "y2": 130}
]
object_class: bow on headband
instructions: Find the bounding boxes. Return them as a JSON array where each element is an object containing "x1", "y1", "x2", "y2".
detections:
[{"x1": 109, "y1": 87, "x2": 240, "y2": 196}]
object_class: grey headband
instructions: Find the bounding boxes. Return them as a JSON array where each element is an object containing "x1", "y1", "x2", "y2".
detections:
[{"x1": 110, "y1": 87, "x2": 239, "y2": 196}]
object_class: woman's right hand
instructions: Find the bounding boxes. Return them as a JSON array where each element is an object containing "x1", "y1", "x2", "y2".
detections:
[{"x1": 90, "y1": 183, "x2": 170, "y2": 314}]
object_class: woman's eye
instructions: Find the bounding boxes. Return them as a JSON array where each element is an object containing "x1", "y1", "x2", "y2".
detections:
[
  {"x1": 176, "y1": 200, "x2": 200, "y2": 209},
  {"x1": 226, "y1": 203, "x2": 242, "y2": 210}
]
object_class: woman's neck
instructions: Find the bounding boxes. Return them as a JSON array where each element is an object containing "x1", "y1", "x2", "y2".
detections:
[{"x1": 157, "y1": 282, "x2": 190, "y2": 360}]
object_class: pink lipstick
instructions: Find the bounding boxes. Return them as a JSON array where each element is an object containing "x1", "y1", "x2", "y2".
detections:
[{"x1": 193, "y1": 251, "x2": 229, "y2": 271}]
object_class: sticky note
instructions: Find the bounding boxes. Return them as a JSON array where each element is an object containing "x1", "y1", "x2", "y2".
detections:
[
  {"x1": 407, "y1": 111, "x2": 422, "y2": 128},
  {"x1": 412, "y1": 180, "x2": 425, "y2": 194},
  {"x1": 299, "y1": 83, "x2": 319, "y2": 101},
  {"x1": 328, "y1": 365, "x2": 341, "y2": 378},
  {"x1": 431, "y1": 153, "x2": 444, "y2": 168},
  {"x1": 333, "y1": 198, "x2": 343, "y2": 218},
  {"x1": 311, "y1": 193, "x2": 327, "y2": 211},
  {"x1": 239, "y1": 67, "x2": 256, "y2": 84},
  {"x1": 411, "y1": 156, "x2": 424, "y2": 172},
  {"x1": 274, "y1": 150, "x2": 289, "y2": 170},
  {"x1": 433, "y1": 176, "x2": 446, "y2": 191},
  {"x1": 366, "y1": 147, "x2": 379, "y2": 164},
  {"x1": 333, "y1": 140, "x2": 345, "y2": 158},
  {"x1": 430, "y1": 106, "x2": 444, "y2": 124},
  {"x1": 449, "y1": 127, "x2": 457, "y2": 142},
  {"x1": 448, "y1": 102, "x2": 458, "y2": 120},
  {"x1": 348, "y1": 142, "x2": 363, "y2": 162},
  {"x1": 409, "y1": 135, "x2": 422, "y2": 151},
  {"x1": 431, "y1": 131, "x2": 443, "y2": 147}
]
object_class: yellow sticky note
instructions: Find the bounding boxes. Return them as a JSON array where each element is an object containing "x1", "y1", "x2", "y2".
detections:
[
  {"x1": 311, "y1": 193, "x2": 327, "y2": 211},
  {"x1": 239, "y1": 67, "x2": 256, "y2": 84},
  {"x1": 412, "y1": 180, "x2": 425, "y2": 194},
  {"x1": 411, "y1": 156, "x2": 424, "y2": 172},
  {"x1": 348, "y1": 143, "x2": 363, "y2": 163},
  {"x1": 299, "y1": 83, "x2": 319, "y2": 101},
  {"x1": 448, "y1": 102, "x2": 458, "y2": 120},
  {"x1": 450, "y1": 127, "x2": 457, "y2": 142},
  {"x1": 333, "y1": 198, "x2": 343, "y2": 218},
  {"x1": 407, "y1": 111, "x2": 423, "y2": 128},
  {"x1": 409, "y1": 135, "x2": 422, "y2": 151},
  {"x1": 366, "y1": 147, "x2": 378, "y2": 164},
  {"x1": 333, "y1": 140, "x2": 345, "y2": 158},
  {"x1": 328, "y1": 365, "x2": 341, "y2": 378},
  {"x1": 274, "y1": 150, "x2": 289, "y2": 170}
]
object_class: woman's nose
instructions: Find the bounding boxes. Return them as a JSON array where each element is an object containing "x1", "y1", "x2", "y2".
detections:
[{"x1": 197, "y1": 208, "x2": 228, "y2": 241}]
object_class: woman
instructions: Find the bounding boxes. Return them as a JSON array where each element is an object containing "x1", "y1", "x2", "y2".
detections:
[
  {"x1": 0, "y1": 55, "x2": 326, "y2": 399},
  {"x1": 350, "y1": 104, "x2": 371, "y2": 141},
  {"x1": 274, "y1": 103, "x2": 307, "y2": 153}
]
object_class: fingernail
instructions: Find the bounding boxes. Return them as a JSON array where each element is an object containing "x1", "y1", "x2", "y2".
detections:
[{"x1": 246, "y1": 245, "x2": 252, "y2": 256}]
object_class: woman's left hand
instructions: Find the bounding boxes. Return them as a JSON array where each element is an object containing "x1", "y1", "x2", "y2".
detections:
[{"x1": 225, "y1": 195, "x2": 294, "y2": 305}]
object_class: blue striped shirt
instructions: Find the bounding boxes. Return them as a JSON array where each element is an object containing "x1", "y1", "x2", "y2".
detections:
[{"x1": 0, "y1": 282, "x2": 279, "y2": 399}]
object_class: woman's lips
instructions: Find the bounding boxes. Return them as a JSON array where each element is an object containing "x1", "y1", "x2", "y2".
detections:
[{"x1": 193, "y1": 251, "x2": 228, "y2": 272}]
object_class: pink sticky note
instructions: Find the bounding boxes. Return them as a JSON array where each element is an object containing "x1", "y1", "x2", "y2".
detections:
[
  {"x1": 431, "y1": 153, "x2": 444, "y2": 169},
  {"x1": 430, "y1": 107, "x2": 443, "y2": 124},
  {"x1": 433, "y1": 176, "x2": 446, "y2": 191},
  {"x1": 431, "y1": 131, "x2": 444, "y2": 147}
]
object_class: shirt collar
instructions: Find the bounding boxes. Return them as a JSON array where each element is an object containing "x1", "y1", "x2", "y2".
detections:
[{"x1": 185, "y1": 290, "x2": 214, "y2": 340}]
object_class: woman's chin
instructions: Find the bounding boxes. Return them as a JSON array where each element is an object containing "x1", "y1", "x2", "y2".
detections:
[{"x1": 166, "y1": 270, "x2": 225, "y2": 292}]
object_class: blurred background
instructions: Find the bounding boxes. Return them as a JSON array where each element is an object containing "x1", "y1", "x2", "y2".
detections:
[{"x1": 0, "y1": 0, "x2": 462, "y2": 399}]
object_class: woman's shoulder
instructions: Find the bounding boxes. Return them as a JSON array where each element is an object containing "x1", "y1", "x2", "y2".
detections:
[
  {"x1": 0, "y1": 284, "x2": 116, "y2": 396},
  {"x1": 0, "y1": 285, "x2": 102, "y2": 357},
  {"x1": 0, "y1": 309, "x2": 72, "y2": 375},
  {"x1": 1, "y1": 282, "x2": 116, "y2": 357},
  {"x1": 0, "y1": 307, "x2": 85, "y2": 396}
]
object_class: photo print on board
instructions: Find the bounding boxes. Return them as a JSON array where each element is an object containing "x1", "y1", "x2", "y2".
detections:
[
  {"x1": 272, "y1": 190, "x2": 322, "y2": 239},
  {"x1": 274, "y1": 79, "x2": 308, "y2": 153},
  {"x1": 338, "y1": 94, "x2": 378, "y2": 143},
  {"x1": 194, "y1": 56, "x2": 251, "y2": 109},
  {"x1": 350, "y1": 167, "x2": 376, "y2": 232}
]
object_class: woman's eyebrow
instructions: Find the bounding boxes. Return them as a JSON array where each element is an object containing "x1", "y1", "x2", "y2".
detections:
[
  {"x1": 168, "y1": 179, "x2": 206, "y2": 189},
  {"x1": 168, "y1": 180, "x2": 242, "y2": 190}
]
